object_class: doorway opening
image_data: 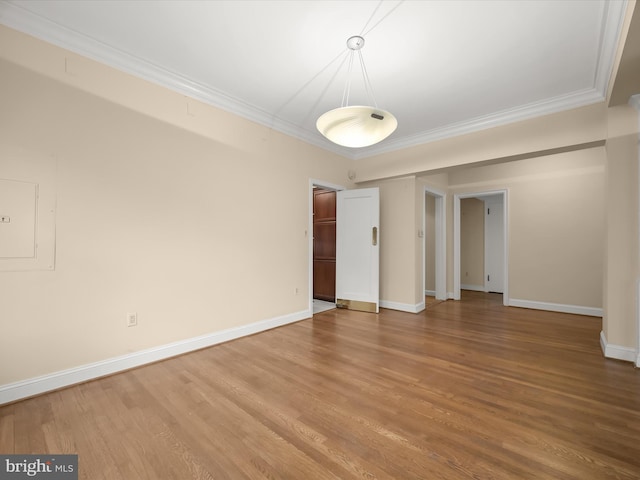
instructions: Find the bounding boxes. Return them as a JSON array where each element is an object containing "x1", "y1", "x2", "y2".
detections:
[
  {"x1": 423, "y1": 187, "x2": 447, "y2": 306},
  {"x1": 309, "y1": 179, "x2": 344, "y2": 315},
  {"x1": 454, "y1": 190, "x2": 509, "y2": 305}
]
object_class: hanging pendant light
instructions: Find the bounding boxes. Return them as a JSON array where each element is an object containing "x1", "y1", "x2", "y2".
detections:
[{"x1": 316, "y1": 36, "x2": 397, "y2": 148}]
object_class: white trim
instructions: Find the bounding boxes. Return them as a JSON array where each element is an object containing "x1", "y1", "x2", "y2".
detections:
[
  {"x1": 424, "y1": 289, "x2": 436, "y2": 297},
  {"x1": 454, "y1": 190, "x2": 509, "y2": 306},
  {"x1": 594, "y1": 0, "x2": 629, "y2": 96},
  {"x1": 380, "y1": 300, "x2": 425, "y2": 314},
  {"x1": 600, "y1": 331, "x2": 637, "y2": 363},
  {"x1": 423, "y1": 186, "x2": 447, "y2": 302},
  {"x1": 0, "y1": 309, "x2": 310, "y2": 405},
  {"x1": 0, "y1": 1, "x2": 626, "y2": 162},
  {"x1": 461, "y1": 284, "x2": 485, "y2": 292},
  {"x1": 510, "y1": 298, "x2": 602, "y2": 317}
]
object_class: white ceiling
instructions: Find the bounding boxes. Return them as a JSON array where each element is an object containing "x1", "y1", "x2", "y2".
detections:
[{"x1": 0, "y1": 0, "x2": 628, "y2": 159}]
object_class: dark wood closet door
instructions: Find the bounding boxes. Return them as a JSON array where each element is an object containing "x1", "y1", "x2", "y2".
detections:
[{"x1": 313, "y1": 188, "x2": 336, "y2": 302}]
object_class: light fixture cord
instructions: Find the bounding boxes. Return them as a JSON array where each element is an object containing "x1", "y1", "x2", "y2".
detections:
[
  {"x1": 341, "y1": 50, "x2": 355, "y2": 108},
  {"x1": 359, "y1": 0, "x2": 383, "y2": 36},
  {"x1": 302, "y1": 50, "x2": 350, "y2": 126},
  {"x1": 272, "y1": 48, "x2": 348, "y2": 124},
  {"x1": 362, "y1": 0, "x2": 405, "y2": 37},
  {"x1": 358, "y1": 50, "x2": 378, "y2": 108}
]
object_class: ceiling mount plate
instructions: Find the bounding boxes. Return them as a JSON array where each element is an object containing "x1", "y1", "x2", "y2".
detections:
[{"x1": 346, "y1": 36, "x2": 365, "y2": 51}]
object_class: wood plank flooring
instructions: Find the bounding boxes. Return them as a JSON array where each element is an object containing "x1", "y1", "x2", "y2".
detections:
[{"x1": 1, "y1": 291, "x2": 639, "y2": 479}]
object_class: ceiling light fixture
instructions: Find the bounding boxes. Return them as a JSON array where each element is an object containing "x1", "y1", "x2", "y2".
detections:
[{"x1": 316, "y1": 35, "x2": 397, "y2": 148}]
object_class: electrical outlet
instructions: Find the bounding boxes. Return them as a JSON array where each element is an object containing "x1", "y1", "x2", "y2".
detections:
[{"x1": 126, "y1": 312, "x2": 137, "y2": 327}]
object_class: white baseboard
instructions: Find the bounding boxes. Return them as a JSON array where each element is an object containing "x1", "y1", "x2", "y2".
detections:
[
  {"x1": 380, "y1": 300, "x2": 425, "y2": 314},
  {"x1": 461, "y1": 284, "x2": 485, "y2": 292},
  {"x1": 600, "y1": 331, "x2": 637, "y2": 363},
  {"x1": 0, "y1": 309, "x2": 311, "y2": 405},
  {"x1": 424, "y1": 289, "x2": 436, "y2": 296},
  {"x1": 509, "y1": 298, "x2": 603, "y2": 317}
]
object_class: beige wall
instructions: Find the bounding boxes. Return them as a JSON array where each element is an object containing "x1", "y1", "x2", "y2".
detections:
[
  {"x1": 446, "y1": 148, "x2": 606, "y2": 308},
  {"x1": 379, "y1": 145, "x2": 607, "y2": 312},
  {"x1": 0, "y1": 30, "x2": 351, "y2": 385},
  {"x1": 362, "y1": 176, "x2": 418, "y2": 307},
  {"x1": 460, "y1": 198, "x2": 485, "y2": 288},
  {"x1": 603, "y1": 104, "x2": 639, "y2": 348}
]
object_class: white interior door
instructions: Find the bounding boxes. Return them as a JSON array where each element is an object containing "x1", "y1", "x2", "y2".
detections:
[
  {"x1": 336, "y1": 187, "x2": 380, "y2": 313},
  {"x1": 485, "y1": 200, "x2": 504, "y2": 293}
]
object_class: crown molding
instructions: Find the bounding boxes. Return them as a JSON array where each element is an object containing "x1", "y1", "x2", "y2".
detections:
[
  {"x1": 0, "y1": 0, "x2": 627, "y2": 161},
  {"x1": 0, "y1": 1, "x2": 353, "y2": 158},
  {"x1": 355, "y1": 1, "x2": 627, "y2": 160},
  {"x1": 594, "y1": 0, "x2": 629, "y2": 95},
  {"x1": 352, "y1": 88, "x2": 606, "y2": 160}
]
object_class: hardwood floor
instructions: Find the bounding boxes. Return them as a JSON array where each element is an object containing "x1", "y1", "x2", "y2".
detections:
[
  {"x1": 1, "y1": 291, "x2": 639, "y2": 479},
  {"x1": 425, "y1": 295, "x2": 445, "y2": 308}
]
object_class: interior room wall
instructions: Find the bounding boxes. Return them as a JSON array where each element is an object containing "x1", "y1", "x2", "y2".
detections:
[
  {"x1": 426, "y1": 147, "x2": 606, "y2": 311},
  {"x1": 0, "y1": 31, "x2": 351, "y2": 388},
  {"x1": 603, "y1": 104, "x2": 639, "y2": 352},
  {"x1": 460, "y1": 198, "x2": 485, "y2": 290},
  {"x1": 360, "y1": 176, "x2": 419, "y2": 310}
]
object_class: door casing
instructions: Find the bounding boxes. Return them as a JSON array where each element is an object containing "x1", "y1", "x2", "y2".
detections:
[
  {"x1": 423, "y1": 187, "x2": 447, "y2": 301},
  {"x1": 454, "y1": 189, "x2": 509, "y2": 305}
]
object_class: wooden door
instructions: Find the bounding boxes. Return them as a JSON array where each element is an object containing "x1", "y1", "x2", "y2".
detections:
[{"x1": 313, "y1": 188, "x2": 336, "y2": 302}]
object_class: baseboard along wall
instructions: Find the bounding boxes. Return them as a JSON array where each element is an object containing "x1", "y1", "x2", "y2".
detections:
[
  {"x1": 0, "y1": 309, "x2": 311, "y2": 405},
  {"x1": 509, "y1": 298, "x2": 603, "y2": 317},
  {"x1": 600, "y1": 331, "x2": 637, "y2": 363},
  {"x1": 1, "y1": 296, "x2": 615, "y2": 405}
]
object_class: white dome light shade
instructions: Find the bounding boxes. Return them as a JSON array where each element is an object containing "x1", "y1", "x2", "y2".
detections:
[{"x1": 316, "y1": 106, "x2": 398, "y2": 148}]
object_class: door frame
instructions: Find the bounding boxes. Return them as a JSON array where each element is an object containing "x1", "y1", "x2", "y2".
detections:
[
  {"x1": 423, "y1": 187, "x2": 447, "y2": 301},
  {"x1": 308, "y1": 179, "x2": 345, "y2": 313},
  {"x1": 453, "y1": 189, "x2": 509, "y2": 305}
]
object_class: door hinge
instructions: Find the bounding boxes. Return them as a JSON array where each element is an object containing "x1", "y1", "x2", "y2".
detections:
[
  {"x1": 487, "y1": 274, "x2": 490, "y2": 282},
  {"x1": 487, "y1": 208, "x2": 490, "y2": 215}
]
